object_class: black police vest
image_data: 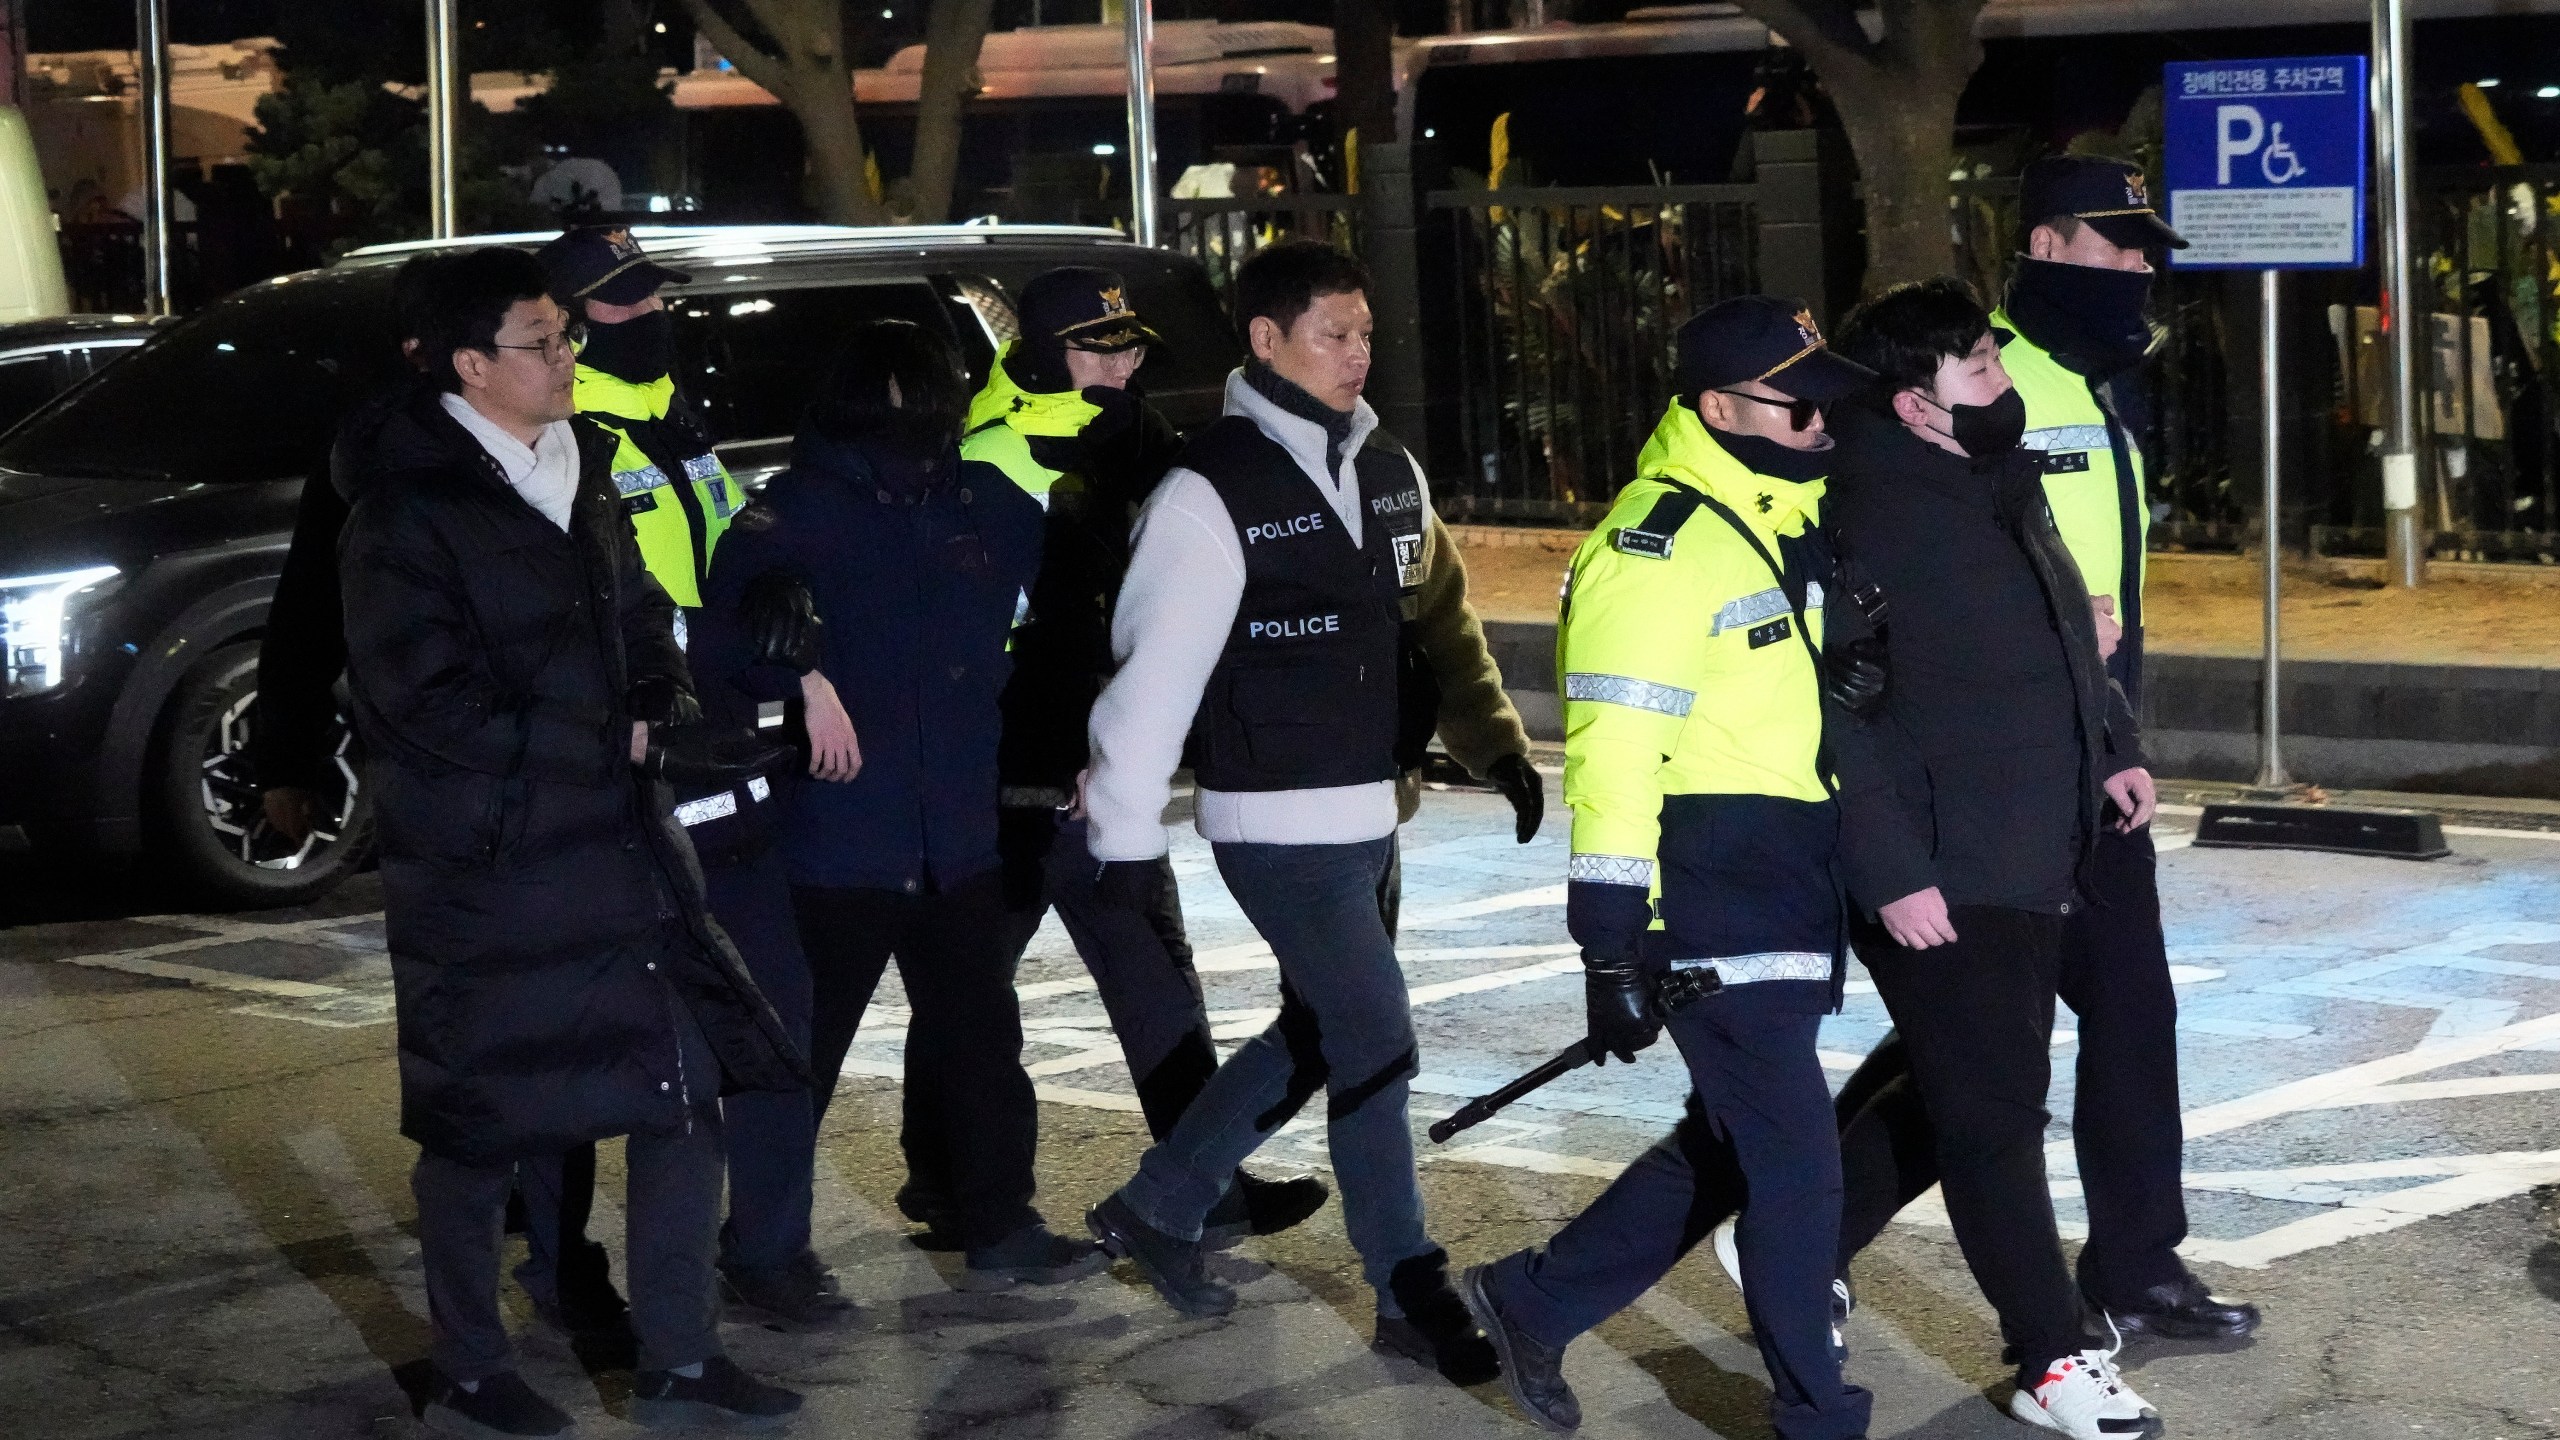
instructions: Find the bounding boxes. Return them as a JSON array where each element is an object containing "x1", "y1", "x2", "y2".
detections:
[{"x1": 1182, "y1": 415, "x2": 1432, "y2": 793}]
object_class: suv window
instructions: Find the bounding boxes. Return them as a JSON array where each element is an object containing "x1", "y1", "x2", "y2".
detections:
[
  {"x1": 670, "y1": 280, "x2": 979, "y2": 444},
  {"x1": 0, "y1": 353, "x2": 62, "y2": 434},
  {"x1": 0, "y1": 281, "x2": 403, "y2": 482}
]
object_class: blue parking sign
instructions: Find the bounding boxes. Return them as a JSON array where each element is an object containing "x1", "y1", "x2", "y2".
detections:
[{"x1": 2164, "y1": 57, "x2": 2369, "y2": 270}]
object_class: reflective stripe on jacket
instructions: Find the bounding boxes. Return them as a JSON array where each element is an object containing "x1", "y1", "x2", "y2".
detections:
[{"x1": 1993, "y1": 309, "x2": 2147, "y2": 617}]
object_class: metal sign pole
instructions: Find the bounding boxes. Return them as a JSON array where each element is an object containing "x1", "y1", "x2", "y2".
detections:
[
  {"x1": 1122, "y1": 0, "x2": 1159, "y2": 246},
  {"x1": 2257, "y1": 268, "x2": 2290, "y2": 789},
  {"x1": 135, "y1": 0, "x2": 172, "y2": 314},
  {"x1": 2371, "y1": 0, "x2": 2424, "y2": 587},
  {"x1": 426, "y1": 0, "x2": 459, "y2": 239}
]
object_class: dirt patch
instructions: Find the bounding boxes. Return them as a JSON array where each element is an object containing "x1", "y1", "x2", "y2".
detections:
[{"x1": 1453, "y1": 526, "x2": 2560, "y2": 670}]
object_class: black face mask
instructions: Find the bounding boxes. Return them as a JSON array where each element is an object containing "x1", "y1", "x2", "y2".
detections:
[
  {"x1": 577, "y1": 308, "x2": 675, "y2": 383},
  {"x1": 1706, "y1": 423, "x2": 1834, "y2": 483},
  {"x1": 1927, "y1": 387, "x2": 2028, "y2": 459},
  {"x1": 2007, "y1": 257, "x2": 2154, "y2": 375}
]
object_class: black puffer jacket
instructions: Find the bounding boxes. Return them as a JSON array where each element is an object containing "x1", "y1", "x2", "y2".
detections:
[
  {"x1": 338, "y1": 388, "x2": 804, "y2": 1166},
  {"x1": 1822, "y1": 404, "x2": 2145, "y2": 917}
]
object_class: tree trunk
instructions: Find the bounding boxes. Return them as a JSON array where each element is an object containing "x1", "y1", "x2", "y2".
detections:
[
  {"x1": 1825, "y1": 69, "x2": 1966, "y2": 293},
  {"x1": 1731, "y1": 0, "x2": 1987, "y2": 297},
  {"x1": 678, "y1": 0, "x2": 886, "y2": 224},
  {"x1": 911, "y1": 0, "x2": 998, "y2": 224},
  {"x1": 1333, "y1": 0, "x2": 1397, "y2": 154}
]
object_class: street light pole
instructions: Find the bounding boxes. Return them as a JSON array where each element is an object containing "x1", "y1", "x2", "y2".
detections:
[
  {"x1": 135, "y1": 0, "x2": 171, "y2": 315},
  {"x1": 2371, "y1": 0, "x2": 2424, "y2": 587},
  {"x1": 1122, "y1": 0, "x2": 1159, "y2": 246},
  {"x1": 425, "y1": 0, "x2": 459, "y2": 239}
]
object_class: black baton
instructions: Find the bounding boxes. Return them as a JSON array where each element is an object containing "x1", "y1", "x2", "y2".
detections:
[{"x1": 1429, "y1": 1040, "x2": 1597, "y2": 1143}]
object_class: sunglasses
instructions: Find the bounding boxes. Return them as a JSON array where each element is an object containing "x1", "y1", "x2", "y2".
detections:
[{"x1": 1716, "y1": 389, "x2": 1823, "y2": 432}]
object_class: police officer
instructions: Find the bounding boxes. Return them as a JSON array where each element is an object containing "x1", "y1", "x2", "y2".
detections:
[
  {"x1": 1458, "y1": 297, "x2": 1875, "y2": 1440},
  {"x1": 933, "y1": 266, "x2": 1329, "y2": 1246},
  {"x1": 1810, "y1": 158, "x2": 2257, "y2": 1342},
  {"x1": 537, "y1": 226, "x2": 741, "y2": 628},
  {"x1": 1078, "y1": 241, "x2": 1495, "y2": 1383}
]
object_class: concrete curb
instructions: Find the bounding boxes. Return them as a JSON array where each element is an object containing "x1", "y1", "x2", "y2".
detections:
[{"x1": 1477, "y1": 620, "x2": 2560, "y2": 800}]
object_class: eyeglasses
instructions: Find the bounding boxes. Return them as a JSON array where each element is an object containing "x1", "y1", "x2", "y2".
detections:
[
  {"x1": 487, "y1": 323, "x2": 586, "y2": 364},
  {"x1": 1716, "y1": 389, "x2": 1822, "y2": 432}
]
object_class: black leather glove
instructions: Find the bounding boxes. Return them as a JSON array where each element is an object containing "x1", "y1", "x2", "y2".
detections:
[
  {"x1": 1094, "y1": 858, "x2": 1168, "y2": 913},
  {"x1": 646, "y1": 723, "x2": 789, "y2": 788},
  {"x1": 1486, "y1": 752, "x2": 1545, "y2": 844},
  {"x1": 1582, "y1": 952, "x2": 1662, "y2": 1064},
  {"x1": 739, "y1": 570, "x2": 824, "y2": 673},
  {"x1": 1080, "y1": 384, "x2": 1140, "y2": 446},
  {"x1": 626, "y1": 674, "x2": 702, "y2": 728},
  {"x1": 1823, "y1": 634, "x2": 1889, "y2": 718}
]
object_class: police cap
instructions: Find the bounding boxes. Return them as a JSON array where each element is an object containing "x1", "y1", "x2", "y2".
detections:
[
  {"x1": 2019, "y1": 155, "x2": 2189, "y2": 251},
  {"x1": 1672, "y1": 295, "x2": 1873, "y2": 404},
  {"x1": 1016, "y1": 267, "x2": 1163, "y2": 353},
  {"x1": 536, "y1": 225, "x2": 691, "y2": 307}
]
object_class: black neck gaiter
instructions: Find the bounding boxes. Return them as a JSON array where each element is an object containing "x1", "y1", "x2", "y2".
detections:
[
  {"x1": 2005, "y1": 257, "x2": 2156, "y2": 378},
  {"x1": 1245, "y1": 361, "x2": 1358, "y2": 473}
]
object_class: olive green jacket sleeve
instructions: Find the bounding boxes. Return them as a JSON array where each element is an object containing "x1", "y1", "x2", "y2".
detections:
[{"x1": 1396, "y1": 511, "x2": 1531, "y2": 822}]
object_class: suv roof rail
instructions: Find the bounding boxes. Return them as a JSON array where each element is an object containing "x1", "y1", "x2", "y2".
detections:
[{"x1": 335, "y1": 222, "x2": 1138, "y2": 268}]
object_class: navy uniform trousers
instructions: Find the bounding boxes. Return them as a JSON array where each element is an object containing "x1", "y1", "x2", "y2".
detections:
[{"x1": 1488, "y1": 981, "x2": 1874, "y2": 1440}]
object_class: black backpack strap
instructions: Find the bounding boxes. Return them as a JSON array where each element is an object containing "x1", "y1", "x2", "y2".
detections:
[{"x1": 1607, "y1": 481, "x2": 1705, "y2": 560}]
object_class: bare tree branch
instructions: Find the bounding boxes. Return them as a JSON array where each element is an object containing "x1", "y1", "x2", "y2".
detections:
[{"x1": 1732, "y1": 0, "x2": 1875, "y2": 69}]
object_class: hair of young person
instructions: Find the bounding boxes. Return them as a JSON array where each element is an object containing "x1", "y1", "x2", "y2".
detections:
[
  {"x1": 805, "y1": 318, "x2": 969, "y2": 446},
  {"x1": 1231, "y1": 239, "x2": 1372, "y2": 343},
  {"x1": 1833, "y1": 276, "x2": 1994, "y2": 401},
  {"x1": 412, "y1": 247, "x2": 552, "y2": 394}
]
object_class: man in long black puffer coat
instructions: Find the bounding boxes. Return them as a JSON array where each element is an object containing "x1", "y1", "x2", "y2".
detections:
[{"x1": 338, "y1": 247, "x2": 806, "y2": 1439}]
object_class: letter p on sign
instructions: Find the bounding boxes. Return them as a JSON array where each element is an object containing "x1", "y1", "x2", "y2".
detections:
[{"x1": 2217, "y1": 104, "x2": 2265, "y2": 184}]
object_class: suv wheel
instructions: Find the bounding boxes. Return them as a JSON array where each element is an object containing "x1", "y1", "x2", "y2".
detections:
[{"x1": 152, "y1": 642, "x2": 372, "y2": 908}]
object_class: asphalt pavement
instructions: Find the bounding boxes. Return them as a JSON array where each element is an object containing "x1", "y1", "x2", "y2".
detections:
[{"x1": 4, "y1": 783, "x2": 2558, "y2": 1438}]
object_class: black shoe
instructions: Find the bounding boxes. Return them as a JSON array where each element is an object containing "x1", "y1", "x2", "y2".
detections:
[
  {"x1": 1459, "y1": 1262, "x2": 1578, "y2": 1431},
  {"x1": 1202, "y1": 1170, "x2": 1331, "y2": 1249},
  {"x1": 422, "y1": 1369, "x2": 574, "y2": 1438},
  {"x1": 1086, "y1": 1194, "x2": 1234, "y2": 1317},
  {"x1": 1373, "y1": 1247, "x2": 1501, "y2": 1386},
  {"x1": 629, "y1": 1355, "x2": 802, "y2": 1431},
  {"x1": 720, "y1": 1251, "x2": 859, "y2": 1329},
  {"x1": 961, "y1": 1222, "x2": 1111, "y2": 1291},
  {"x1": 2091, "y1": 1275, "x2": 2262, "y2": 1340}
]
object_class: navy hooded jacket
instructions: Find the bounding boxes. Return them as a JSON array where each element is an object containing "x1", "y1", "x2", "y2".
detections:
[{"x1": 697, "y1": 430, "x2": 1043, "y2": 893}]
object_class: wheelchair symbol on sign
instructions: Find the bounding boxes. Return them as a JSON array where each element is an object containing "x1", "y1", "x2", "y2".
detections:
[{"x1": 2261, "y1": 124, "x2": 2306, "y2": 184}]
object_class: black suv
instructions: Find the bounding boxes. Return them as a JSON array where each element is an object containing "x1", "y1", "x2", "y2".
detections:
[{"x1": 0, "y1": 225, "x2": 1239, "y2": 907}]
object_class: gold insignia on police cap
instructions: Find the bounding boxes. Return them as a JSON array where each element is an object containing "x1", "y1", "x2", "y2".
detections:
[
  {"x1": 1099, "y1": 285, "x2": 1128, "y2": 316},
  {"x1": 2124, "y1": 173, "x2": 2149, "y2": 207},
  {"x1": 1794, "y1": 308, "x2": 1821, "y2": 347}
]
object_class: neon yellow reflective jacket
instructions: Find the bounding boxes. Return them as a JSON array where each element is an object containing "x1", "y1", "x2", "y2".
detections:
[
  {"x1": 1992, "y1": 308, "x2": 2148, "y2": 616},
  {"x1": 1559, "y1": 401, "x2": 1831, "y2": 895},
  {"x1": 576, "y1": 365, "x2": 737, "y2": 608},
  {"x1": 961, "y1": 342, "x2": 1103, "y2": 507}
]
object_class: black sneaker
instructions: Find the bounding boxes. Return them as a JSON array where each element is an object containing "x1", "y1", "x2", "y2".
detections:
[
  {"x1": 1460, "y1": 1262, "x2": 1579, "y2": 1431},
  {"x1": 960, "y1": 1222, "x2": 1111, "y2": 1291},
  {"x1": 1201, "y1": 1170, "x2": 1331, "y2": 1249},
  {"x1": 422, "y1": 1369, "x2": 575, "y2": 1438},
  {"x1": 629, "y1": 1355, "x2": 802, "y2": 1431},
  {"x1": 2089, "y1": 1275, "x2": 2262, "y2": 1340},
  {"x1": 1372, "y1": 1247, "x2": 1501, "y2": 1386},
  {"x1": 1086, "y1": 1194, "x2": 1234, "y2": 1317},
  {"x1": 720, "y1": 1250, "x2": 859, "y2": 1329}
]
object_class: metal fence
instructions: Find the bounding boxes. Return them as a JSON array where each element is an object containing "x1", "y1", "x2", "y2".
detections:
[
  {"x1": 1426, "y1": 185, "x2": 1760, "y2": 525},
  {"x1": 1161, "y1": 194, "x2": 1363, "y2": 297}
]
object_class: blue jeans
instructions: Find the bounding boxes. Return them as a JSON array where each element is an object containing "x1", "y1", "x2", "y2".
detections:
[
  {"x1": 1118, "y1": 837, "x2": 1434, "y2": 1300},
  {"x1": 1493, "y1": 987, "x2": 1872, "y2": 1440},
  {"x1": 707, "y1": 846, "x2": 818, "y2": 1274}
]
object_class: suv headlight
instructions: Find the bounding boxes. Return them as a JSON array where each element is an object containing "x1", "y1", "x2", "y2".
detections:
[{"x1": 2, "y1": 566, "x2": 120, "y2": 697}]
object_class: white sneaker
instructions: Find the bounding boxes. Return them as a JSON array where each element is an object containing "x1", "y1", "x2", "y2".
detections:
[
  {"x1": 1710, "y1": 1216, "x2": 1744, "y2": 1295},
  {"x1": 2008, "y1": 1343, "x2": 2162, "y2": 1439}
]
